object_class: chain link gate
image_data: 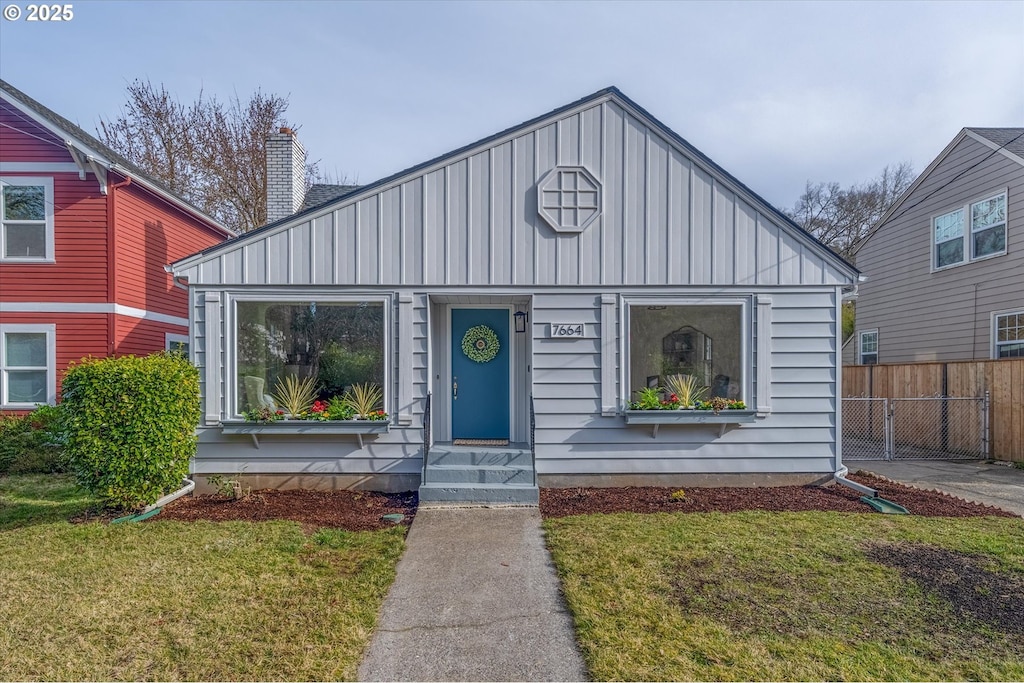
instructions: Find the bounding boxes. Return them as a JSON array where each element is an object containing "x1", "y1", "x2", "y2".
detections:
[
  {"x1": 842, "y1": 398, "x2": 889, "y2": 460},
  {"x1": 843, "y1": 393, "x2": 990, "y2": 460}
]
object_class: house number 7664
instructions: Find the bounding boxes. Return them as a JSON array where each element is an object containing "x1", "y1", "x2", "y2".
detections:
[{"x1": 550, "y1": 323, "x2": 586, "y2": 338}]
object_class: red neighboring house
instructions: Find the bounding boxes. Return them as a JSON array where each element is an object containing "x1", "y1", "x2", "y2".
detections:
[{"x1": 0, "y1": 79, "x2": 233, "y2": 411}]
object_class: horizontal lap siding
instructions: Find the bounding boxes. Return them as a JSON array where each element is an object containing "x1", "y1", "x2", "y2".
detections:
[
  {"x1": 855, "y1": 135, "x2": 1024, "y2": 363},
  {"x1": 113, "y1": 316, "x2": 187, "y2": 356},
  {"x1": 532, "y1": 290, "x2": 838, "y2": 475},
  {"x1": 184, "y1": 99, "x2": 852, "y2": 291},
  {"x1": 0, "y1": 312, "x2": 108, "y2": 399},
  {"x1": 114, "y1": 183, "x2": 225, "y2": 318},
  {"x1": 0, "y1": 101, "x2": 69, "y2": 162},
  {"x1": 0, "y1": 174, "x2": 108, "y2": 301}
]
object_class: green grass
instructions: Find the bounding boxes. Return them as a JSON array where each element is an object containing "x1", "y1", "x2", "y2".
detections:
[
  {"x1": 544, "y1": 511, "x2": 1024, "y2": 682},
  {"x1": 0, "y1": 474, "x2": 405, "y2": 681},
  {"x1": 0, "y1": 473, "x2": 101, "y2": 529}
]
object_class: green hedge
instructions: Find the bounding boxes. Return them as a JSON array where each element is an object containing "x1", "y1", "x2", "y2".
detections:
[
  {"x1": 62, "y1": 353, "x2": 200, "y2": 510},
  {"x1": 0, "y1": 405, "x2": 66, "y2": 475}
]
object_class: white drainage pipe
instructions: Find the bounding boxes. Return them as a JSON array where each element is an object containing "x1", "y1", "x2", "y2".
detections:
[{"x1": 142, "y1": 478, "x2": 195, "y2": 514}]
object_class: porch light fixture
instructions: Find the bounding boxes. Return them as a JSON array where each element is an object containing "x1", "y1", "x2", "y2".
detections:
[{"x1": 514, "y1": 310, "x2": 528, "y2": 333}]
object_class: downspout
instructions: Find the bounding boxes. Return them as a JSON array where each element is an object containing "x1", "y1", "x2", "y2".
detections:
[{"x1": 106, "y1": 175, "x2": 132, "y2": 354}]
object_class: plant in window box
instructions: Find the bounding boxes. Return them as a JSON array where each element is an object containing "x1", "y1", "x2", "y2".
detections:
[
  {"x1": 242, "y1": 405, "x2": 285, "y2": 423},
  {"x1": 271, "y1": 375, "x2": 320, "y2": 418},
  {"x1": 629, "y1": 386, "x2": 677, "y2": 410},
  {"x1": 696, "y1": 397, "x2": 747, "y2": 414},
  {"x1": 343, "y1": 382, "x2": 386, "y2": 420},
  {"x1": 664, "y1": 374, "x2": 707, "y2": 409}
]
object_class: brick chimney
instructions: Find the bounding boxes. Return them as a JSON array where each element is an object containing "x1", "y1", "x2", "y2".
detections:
[{"x1": 265, "y1": 127, "x2": 306, "y2": 224}]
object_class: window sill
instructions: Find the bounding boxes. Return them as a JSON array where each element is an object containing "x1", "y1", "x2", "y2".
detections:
[
  {"x1": 624, "y1": 409, "x2": 757, "y2": 438},
  {"x1": 220, "y1": 420, "x2": 390, "y2": 449},
  {"x1": 0, "y1": 258, "x2": 55, "y2": 264}
]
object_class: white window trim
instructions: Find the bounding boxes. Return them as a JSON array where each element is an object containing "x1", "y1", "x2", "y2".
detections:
[
  {"x1": 0, "y1": 176, "x2": 55, "y2": 263},
  {"x1": 165, "y1": 332, "x2": 190, "y2": 358},
  {"x1": 991, "y1": 308, "x2": 1024, "y2": 360},
  {"x1": 931, "y1": 189, "x2": 1008, "y2": 272},
  {"x1": 619, "y1": 296, "x2": 751, "y2": 412},
  {"x1": 858, "y1": 329, "x2": 878, "y2": 365},
  {"x1": 0, "y1": 323, "x2": 57, "y2": 409},
  {"x1": 224, "y1": 292, "x2": 392, "y2": 420}
]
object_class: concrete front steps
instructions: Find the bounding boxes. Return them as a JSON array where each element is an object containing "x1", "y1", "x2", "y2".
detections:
[{"x1": 419, "y1": 443, "x2": 539, "y2": 505}]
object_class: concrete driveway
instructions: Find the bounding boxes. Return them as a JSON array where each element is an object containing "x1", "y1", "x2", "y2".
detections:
[{"x1": 855, "y1": 460, "x2": 1024, "y2": 518}]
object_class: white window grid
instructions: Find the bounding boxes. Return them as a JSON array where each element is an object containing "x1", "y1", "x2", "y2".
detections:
[
  {"x1": 993, "y1": 310, "x2": 1024, "y2": 359},
  {"x1": 859, "y1": 329, "x2": 878, "y2": 365}
]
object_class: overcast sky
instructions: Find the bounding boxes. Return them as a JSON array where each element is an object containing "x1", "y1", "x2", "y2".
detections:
[{"x1": 1, "y1": 0, "x2": 1021, "y2": 209}]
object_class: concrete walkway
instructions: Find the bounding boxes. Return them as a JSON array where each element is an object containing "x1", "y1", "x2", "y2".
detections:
[
  {"x1": 358, "y1": 507, "x2": 587, "y2": 682},
  {"x1": 856, "y1": 460, "x2": 1024, "y2": 518}
]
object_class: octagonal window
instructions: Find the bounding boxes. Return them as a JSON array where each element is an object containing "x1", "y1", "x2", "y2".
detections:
[{"x1": 537, "y1": 166, "x2": 602, "y2": 233}]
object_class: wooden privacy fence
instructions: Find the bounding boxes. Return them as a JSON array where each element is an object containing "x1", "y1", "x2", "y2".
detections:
[{"x1": 842, "y1": 359, "x2": 1024, "y2": 462}]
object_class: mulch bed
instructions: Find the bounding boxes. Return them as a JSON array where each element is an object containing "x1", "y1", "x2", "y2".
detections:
[
  {"x1": 150, "y1": 471, "x2": 1018, "y2": 532},
  {"x1": 158, "y1": 489, "x2": 418, "y2": 531},
  {"x1": 538, "y1": 472, "x2": 1019, "y2": 519}
]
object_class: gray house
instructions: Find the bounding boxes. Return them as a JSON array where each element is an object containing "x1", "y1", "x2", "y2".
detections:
[
  {"x1": 845, "y1": 128, "x2": 1023, "y2": 365},
  {"x1": 171, "y1": 87, "x2": 859, "y2": 502}
]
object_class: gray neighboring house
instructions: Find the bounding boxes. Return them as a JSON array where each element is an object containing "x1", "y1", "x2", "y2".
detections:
[
  {"x1": 171, "y1": 87, "x2": 859, "y2": 502},
  {"x1": 845, "y1": 128, "x2": 1024, "y2": 366}
]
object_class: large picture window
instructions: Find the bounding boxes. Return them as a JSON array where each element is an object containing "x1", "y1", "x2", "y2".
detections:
[
  {"x1": 628, "y1": 304, "x2": 744, "y2": 402},
  {"x1": 1, "y1": 177, "x2": 55, "y2": 262},
  {"x1": 235, "y1": 300, "x2": 385, "y2": 414}
]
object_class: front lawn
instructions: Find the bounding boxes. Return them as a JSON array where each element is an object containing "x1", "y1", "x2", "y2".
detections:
[
  {"x1": 545, "y1": 511, "x2": 1024, "y2": 682},
  {"x1": 0, "y1": 474, "x2": 404, "y2": 681}
]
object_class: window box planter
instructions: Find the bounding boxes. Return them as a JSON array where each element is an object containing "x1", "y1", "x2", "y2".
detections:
[
  {"x1": 220, "y1": 420, "x2": 390, "y2": 449},
  {"x1": 624, "y1": 409, "x2": 757, "y2": 438}
]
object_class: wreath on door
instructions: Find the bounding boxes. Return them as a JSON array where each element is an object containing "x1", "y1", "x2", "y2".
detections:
[{"x1": 461, "y1": 325, "x2": 500, "y2": 363}]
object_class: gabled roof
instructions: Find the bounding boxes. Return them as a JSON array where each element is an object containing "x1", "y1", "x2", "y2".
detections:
[
  {"x1": 300, "y1": 183, "x2": 360, "y2": 212},
  {"x1": 0, "y1": 79, "x2": 234, "y2": 238},
  {"x1": 174, "y1": 86, "x2": 858, "y2": 278},
  {"x1": 855, "y1": 127, "x2": 1024, "y2": 256}
]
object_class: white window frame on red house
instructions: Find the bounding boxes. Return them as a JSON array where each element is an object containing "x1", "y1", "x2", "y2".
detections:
[
  {"x1": 165, "y1": 332, "x2": 190, "y2": 359},
  {"x1": 932, "y1": 190, "x2": 1007, "y2": 271},
  {"x1": 0, "y1": 323, "x2": 57, "y2": 409},
  {"x1": 0, "y1": 176, "x2": 55, "y2": 263}
]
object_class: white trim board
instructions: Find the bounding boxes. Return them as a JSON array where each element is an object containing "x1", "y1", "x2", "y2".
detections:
[{"x1": 0, "y1": 302, "x2": 188, "y2": 327}]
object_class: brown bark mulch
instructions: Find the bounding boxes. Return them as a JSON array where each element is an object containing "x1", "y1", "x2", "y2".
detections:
[
  {"x1": 154, "y1": 471, "x2": 1016, "y2": 531},
  {"x1": 538, "y1": 472, "x2": 1019, "y2": 519},
  {"x1": 158, "y1": 488, "x2": 418, "y2": 531}
]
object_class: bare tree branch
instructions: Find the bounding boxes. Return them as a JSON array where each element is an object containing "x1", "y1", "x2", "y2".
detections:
[
  {"x1": 98, "y1": 80, "x2": 333, "y2": 232},
  {"x1": 786, "y1": 162, "x2": 915, "y2": 263}
]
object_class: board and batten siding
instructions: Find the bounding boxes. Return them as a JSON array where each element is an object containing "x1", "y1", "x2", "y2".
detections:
[
  {"x1": 176, "y1": 99, "x2": 848, "y2": 291},
  {"x1": 854, "y1": 133, "x2": 1024, "y2": 363}
]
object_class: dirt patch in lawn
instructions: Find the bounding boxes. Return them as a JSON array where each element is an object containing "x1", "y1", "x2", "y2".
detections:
[
  {"x1": 157, "y1": 489, "x2": 418, "y2": 531},
  {"x1": 539, "y1": 472, "x2": 1018, "y2": 519},
  {"x1": 866, "y1": 543, "x2": 1024, "y2": 636}
]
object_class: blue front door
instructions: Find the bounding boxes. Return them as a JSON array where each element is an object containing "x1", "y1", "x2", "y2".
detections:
[{"x1": 451, "y1": 308, "x2": 510, "y2": 440}]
